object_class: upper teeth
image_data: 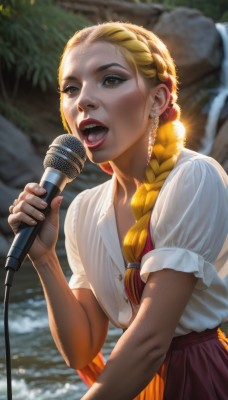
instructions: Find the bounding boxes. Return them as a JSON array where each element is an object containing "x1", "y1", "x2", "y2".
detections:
[{"x1": 83, "y1": 124, "x2": 98, "y2": 130}]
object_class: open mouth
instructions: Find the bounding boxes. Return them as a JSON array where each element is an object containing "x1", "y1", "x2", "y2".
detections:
[{"x1": 82, "y1": 124, "x2": 108, "y2": 148}]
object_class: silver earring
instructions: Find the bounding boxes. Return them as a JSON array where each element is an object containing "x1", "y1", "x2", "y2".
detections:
[{"x1": 147, "y1": 113, "x2": 159, "y2": 165}]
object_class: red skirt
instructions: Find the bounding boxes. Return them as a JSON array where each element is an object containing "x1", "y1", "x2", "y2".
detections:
[
  {"x1": 163, "y1": 327, "x2": 228, "y2": 400},
  {"x1": 77, "y1": 327, "x2": 228, "y2": 400}
]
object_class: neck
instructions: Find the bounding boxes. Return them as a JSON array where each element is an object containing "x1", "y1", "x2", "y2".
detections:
[
  {"x1": 112, "y1": 167, "x2": 143, "y2": 204},
  {"x1": 110, "y1": 152, "x2": 147, "y2": 202}
]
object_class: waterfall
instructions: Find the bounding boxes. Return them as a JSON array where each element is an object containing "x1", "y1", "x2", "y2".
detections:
[{"x1": 200, "y1": 22, "x2": 228, "y2": 155}]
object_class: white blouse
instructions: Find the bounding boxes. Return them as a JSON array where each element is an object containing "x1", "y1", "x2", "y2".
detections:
[{"x1": 65, "y1": 149, "x2": 228, "y2": 335}]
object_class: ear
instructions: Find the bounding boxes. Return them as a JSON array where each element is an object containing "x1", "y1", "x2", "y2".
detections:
[{"x1": 149, "y1": 84, "x2": 171, "y2": 118}]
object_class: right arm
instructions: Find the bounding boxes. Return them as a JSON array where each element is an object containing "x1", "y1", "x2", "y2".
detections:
[
  {"x1": 34, "y1": 253, "x2": 109, "y2": 369},
  {"x1": 8, "y1": 183, "x2": 109, "y2": 369}
]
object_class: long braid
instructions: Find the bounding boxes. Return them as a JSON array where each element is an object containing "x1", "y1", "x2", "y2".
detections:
[{"x1": 123, "y1": 121, "x2": 185, "y2": 304}]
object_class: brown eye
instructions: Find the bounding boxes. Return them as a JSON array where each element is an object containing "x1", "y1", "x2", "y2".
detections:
[
  {"x1": 61, "y1": 85, "x2": 79, "y2": 95},
  {"x1": 103, "y1": 75, "x2": 126, "y2": 87}
]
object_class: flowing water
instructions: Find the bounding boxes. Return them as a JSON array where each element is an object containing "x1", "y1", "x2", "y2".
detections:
[
  {"x1": 200, "y1": 22, "x2": 228, "y2": 154},
  {"x1": 0, "y1": 258, "x2": 122, "y2": 400}
]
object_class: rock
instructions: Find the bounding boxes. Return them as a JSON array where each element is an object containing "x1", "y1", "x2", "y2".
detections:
[
  {"x1": 0, "y1": 232, "x2": 10, "y2": 258},
  {"x1": 210, "y1": 119, "x2": 228, "y2": 173},
  {"x1": 0, "y1": 116, "x2": 43, "y2": 188},
  {"x1": 0, "y1": 180, "x2": 21, "y2": 236},
  {"x1": 0, "y1": 116, "x2": 43, "y2": 239},
  {"x1": 56, "y1": 0, "x2": 165, "y2": 27},
  {"x1": 153, "y1": 7, "x2": 222, "y2": 86}
]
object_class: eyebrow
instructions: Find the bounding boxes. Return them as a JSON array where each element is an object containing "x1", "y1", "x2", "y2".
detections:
[
  {"x1": 61, "y1": 63, "x2": 128, "y2": 83},
  {"x1": 96, "y1": 63, "x2": 128, "y2": 72}
]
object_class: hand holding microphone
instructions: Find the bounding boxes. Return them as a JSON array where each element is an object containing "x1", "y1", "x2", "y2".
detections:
[{"x1": 6, "y1": 134, "x2": 86, "y2": 285}]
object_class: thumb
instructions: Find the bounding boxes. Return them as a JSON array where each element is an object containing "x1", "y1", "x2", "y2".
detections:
[
  {"x1": 47, "y1": 195, "x2": 63, "y2": 223},
  {"x1": 51, "y1": 195, "x2": 63, "y2": 210}
]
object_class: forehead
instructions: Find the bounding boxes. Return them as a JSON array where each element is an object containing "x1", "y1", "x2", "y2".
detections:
[{"x1": 61, "y1": 41, "x2": 131, "y2": 77}]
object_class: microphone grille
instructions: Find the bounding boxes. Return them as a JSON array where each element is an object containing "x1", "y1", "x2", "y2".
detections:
[{"x1": 43, "y1": 134, "x2": 86, "y2": 180}]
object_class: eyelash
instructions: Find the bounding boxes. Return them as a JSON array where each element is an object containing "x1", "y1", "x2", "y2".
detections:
[
  {"x1": 59, "y1": 75, "x2": 127, "y2": 95},
  {"x1": 59, "y1": 86, "x2": 78, "y2": 95},
  {"x1": 103, "y1": 75, "x2": 126, "y2": 87}
]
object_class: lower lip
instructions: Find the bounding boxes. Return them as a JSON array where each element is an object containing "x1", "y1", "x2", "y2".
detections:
[{"x1": 83, "y1": 134, "x2": 107, "y2": 150}]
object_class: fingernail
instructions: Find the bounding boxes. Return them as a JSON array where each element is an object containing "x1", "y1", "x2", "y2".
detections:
[
  {"x1": 58, "y1": 196, "x2": 63, "y2": 207},
  {"x1": 36, "y1": 186, "x2": 46, "y2": 193}
]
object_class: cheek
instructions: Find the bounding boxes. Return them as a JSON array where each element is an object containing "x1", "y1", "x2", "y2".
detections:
[
  {"x1": 62, "y1": 99, "x2": 76, "y2": 131},
  {"x1": 61, "y1": 98, "x2": 70, "y2": 119},
  {"x1": 111, "y1": 88, "x2": 147, "y2": 129}
]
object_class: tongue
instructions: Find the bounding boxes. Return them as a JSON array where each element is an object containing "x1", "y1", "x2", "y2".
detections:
[{"x1": 87, "y1": 131, "x2": 106, "y2": 143}]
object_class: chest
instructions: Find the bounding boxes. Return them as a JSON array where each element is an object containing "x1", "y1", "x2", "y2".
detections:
[{"x1": 114, "y1": 199, "x2": 135, "y2": 252}]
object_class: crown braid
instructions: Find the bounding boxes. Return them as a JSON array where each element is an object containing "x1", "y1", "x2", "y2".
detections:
[{"x1": 59, "y1": 22, "x2": 180, "y2": 135}]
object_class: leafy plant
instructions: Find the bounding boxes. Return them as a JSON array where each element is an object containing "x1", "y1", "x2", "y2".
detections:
[
  {"x1": 0, "y1": 0, "x2": 91, "y2": 101},
  {"x1": 0, "y1": 98, "x2": 34, "y2": 131}
]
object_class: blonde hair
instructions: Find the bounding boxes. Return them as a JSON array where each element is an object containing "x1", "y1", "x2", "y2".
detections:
[{"x1": 58, "y1": 22, "x2": 185, "y2": 305}]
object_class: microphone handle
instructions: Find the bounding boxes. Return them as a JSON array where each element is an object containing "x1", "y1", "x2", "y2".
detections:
[{"x1": 5, "y1": 180, "x2": 60, "y2": 273}]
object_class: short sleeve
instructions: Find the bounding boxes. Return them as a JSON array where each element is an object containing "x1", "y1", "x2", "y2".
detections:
[
  {"x1": 140, "y1": 155, "x2": 228, "y2": 289},
  {"x1": 64, "y1": 191, "x2": 91, "y2": 290}
]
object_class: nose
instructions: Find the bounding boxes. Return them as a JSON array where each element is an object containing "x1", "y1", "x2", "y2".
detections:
[{"x1": 76, "y1": 84, "x2": 99, "y2": 112}]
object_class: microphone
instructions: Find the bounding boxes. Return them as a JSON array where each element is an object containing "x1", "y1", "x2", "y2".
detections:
[{"x1": 5, "y1": 134, "x2": 86, "y2": 285}]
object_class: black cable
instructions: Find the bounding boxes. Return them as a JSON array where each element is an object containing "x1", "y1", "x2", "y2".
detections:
[{"x1": 4, "y1": 270, "x2": 15, "y2": 400}]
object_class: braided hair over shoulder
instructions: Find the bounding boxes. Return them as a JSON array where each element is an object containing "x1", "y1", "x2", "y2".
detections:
[{"x1": 59, "y1": 22, "x2": 186, "y2": 305}]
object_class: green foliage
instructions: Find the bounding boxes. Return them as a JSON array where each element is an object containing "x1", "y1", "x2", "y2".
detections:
[
  {"x1": 0, "y1": 99, "x2": 34, "y2": 132},
  {"x1": 220, "y1": 11, "x2": 228, "y2": 23},
  {"x1": 0, "y1": 0, "x2": 91, "y2": 97}
]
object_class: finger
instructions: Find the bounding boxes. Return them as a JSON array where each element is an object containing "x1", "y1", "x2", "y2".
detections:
[
  {"x1": 9, "y1": 204, "x2": 14, "y2": 214},
  {"x1": 23, "y1": 183, "x2": 47, "y2": 196},
  {"x1": 8, "y1": 198, "x2": 20, "y2": 215},
  {"x1": 10, "y1": 211, "x2": 39, "y2": 225},
  {"x1": 13, "y1": 198, "x2": 19, "y2": 207},
  {"x1": 8, "y1": 211, "x2": 38, "y2": 235},
  {"x1": 17, "y1": 201, "x2": 46, "y2": 222},
  {"x1": 12, "y1": 196, "x2": 62, "y2": 226},
  {"x1": 14, "y1": 193, "x2": 48, "y2": 214},
  {"x1": 15, "y1": 183, "x2": 45, "y2": 205},
  {"x1": 9, "y1": 195, "x2": 47, "y2": 234}
]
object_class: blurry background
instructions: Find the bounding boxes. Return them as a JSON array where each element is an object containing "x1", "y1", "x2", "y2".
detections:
[{"x1": 0, "y1": 0, "x2": 227, "y2": 399}]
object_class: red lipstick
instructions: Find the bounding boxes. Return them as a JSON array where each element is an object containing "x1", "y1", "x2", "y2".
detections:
[{"x1": 79, "y1": 118, "x2": 108, "y2": 150}]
